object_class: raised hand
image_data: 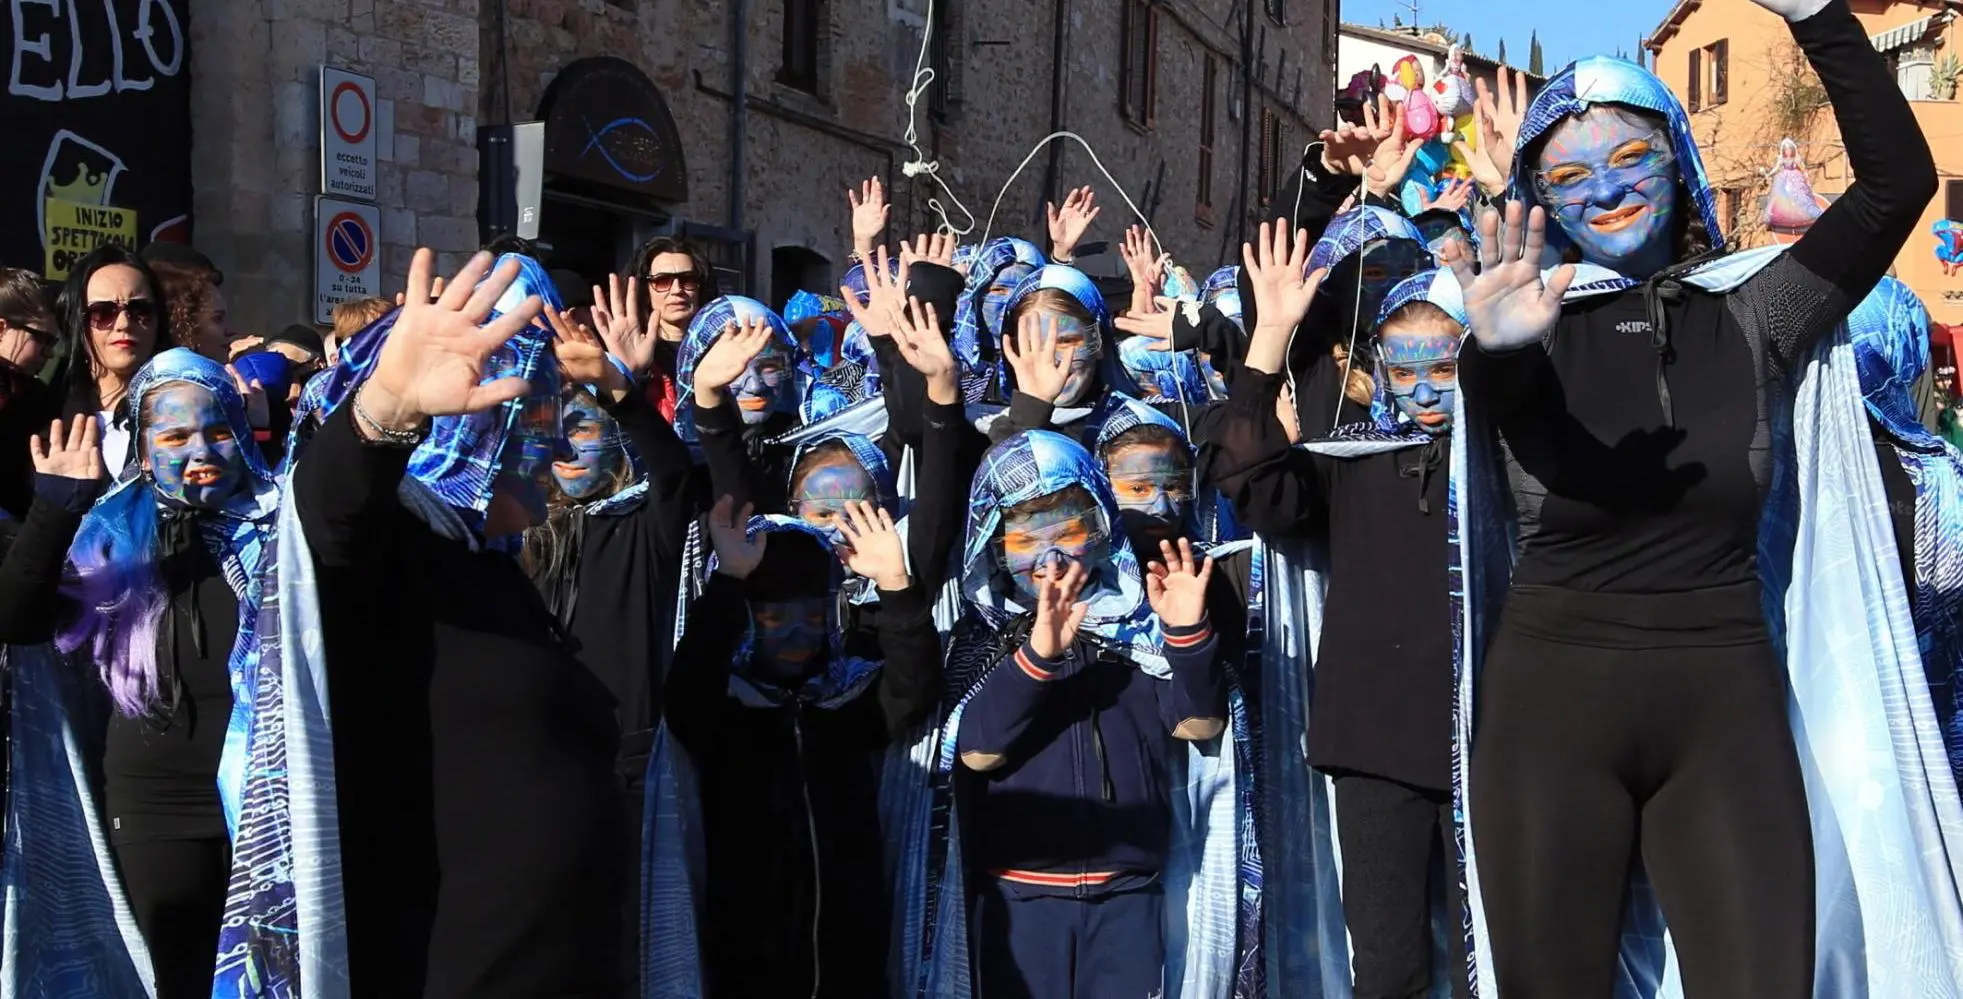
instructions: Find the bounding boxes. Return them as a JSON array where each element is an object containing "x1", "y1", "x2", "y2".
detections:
[
  {"x1": 1420, "y1": 177, "x2": 1476, "y2": 215},
  {"x1": 1445, "y1": 202, "x2": 1574, "y2": 354},
  {"x1": 890, "y1": 296, "x2": 960, "y2": 405},
  {"x1": 707, "y1": 495, "x2": 767, "y2": 580},
  {"x1": 900, "y1": 231, "x2": 958, "y2": 268},
  {"x1": 1001, "y1": 313, "x2": 1071, "y2": 404},
  {"x1": 1320, "y1": 93, "x2": 1398, "y2": 176},
  {"x1": 30, "y1": 415, "x2": 103, "y2": 482},
  {"x1": 1028, "y1": 561, "x2": 1091, "y2": 659},
  {"x1": 547, "y1": 303, "x2": 630, "y2": 400},
  {"x1": 589, "y1": 274, "x2": 656, "y2": 377},
  {"x1": 357, "y1": 250, "x2": 539, "y2": 436},
  {"x1": 839, "y1": 246, "x2": 908, "y2": 339},
  {"x1": 850, "y1": 177, "x2": 891, "y2": 258},
  {"x1": 836, "y1": 500, "x2": 910, "y2": 591},
  {"x1": 1046, "y1": 186, "x2": 1102, "y2": 262},
  {"x1": 692, "y1": 317, "x2": 775, "y2": 406},
  {"x1": 1112, "y1": 298, "x2": 1177, "y2": 352},
  {"x1": 1119, "y1": 225, "x2": 1166, "y2": 317},
  {"x1": 1145, "y1": 538, "x2": 1214, "y2": 630},
  {"x1": 1364, "y1": 101, "x2": 1423, "y2": 199},
  {"x1": 1473, "y1": 67, "x2": 1528, "y2": 192},
  {"x1": 1239, "y1": 219, "x2": 1325, "y2": 376},
  {"x1": 227, "y1": 364, "x2": 271, "y2": 431}
]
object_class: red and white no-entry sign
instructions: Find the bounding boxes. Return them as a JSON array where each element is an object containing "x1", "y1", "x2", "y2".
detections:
[{"x1": 320, "y1": 66, "x2": 378, "y2": 202}]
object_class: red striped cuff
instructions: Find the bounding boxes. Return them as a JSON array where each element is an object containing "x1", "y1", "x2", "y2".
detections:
[
  {"x1": 1015, "y1": 644, "x2": 1061, "y2": 681},
  {"x1": 1163, "y1": 616, "x2": 1213, "y2": 648},
  {"x1": 996, "y1": 868, "x2": 1121, "y2": 888}
]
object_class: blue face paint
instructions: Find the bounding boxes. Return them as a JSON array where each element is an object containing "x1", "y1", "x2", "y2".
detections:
[
  {"x1": 983, "y1": 263, "x2": 1037, "y2": 337},
  {"x1": 791, "y1": 456, "x2": 876, "y2": 552},
  {"x1": 749, "y1": 596, "x2": 832, "y2": 679},
  {"x1": 1534, "y1": 109, "x2": 1679, "y2": 277},
  {"x1": 1104, "y1": 441, "x2": 1193, "y2": 549},
  {"x1": 1000, "y1": 493, "x2": 1110, "y2": 601},
  {"x1": 1198, "y1": 352, "x2": 1229, "y2": 399},
  {"x1": 551, "y1": 394, "x2": 626, "y2": 500},
  {"x1": 142, "y1": 383, "x2": 245, "y2": 509},
  {"x1": 498, "y1": 393, "x2": 559, "y2": 525},
  {"x1": 1035, "y1": 312, "x2": 1099, "y2": 407},
  {"x1": 731, "y1": 341, "x2": 794, "y2": 425},
  {"x1": 1376, "y1": 327, "x2": 1462, "y2": 434}
]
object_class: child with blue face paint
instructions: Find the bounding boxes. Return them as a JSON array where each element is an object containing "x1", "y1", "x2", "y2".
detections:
[
  {"x1": 951, "y1": 430, "x2": 1231, "y2": 999},
  {"x1": 0, "y1": 346, "x2": 282, "y2": 998},
  {"x1": 664, "y1": 495, "x2": 942, "y2": 998},
  {"x1": 1446, "y1": 1, "x2": 1938, "y2": 993},
  {"x1": 1200, "y1": 228, "x2": 1472, "y2": 998}
]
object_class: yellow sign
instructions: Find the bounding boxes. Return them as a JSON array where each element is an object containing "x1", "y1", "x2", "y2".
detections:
[{"x1": 43, "y1": 196, "x2": 137, "y2": 281}]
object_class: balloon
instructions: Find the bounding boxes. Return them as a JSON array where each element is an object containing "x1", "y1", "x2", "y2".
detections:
[
  {"x1": 1430, "y1": 46, "x2": 1476, "y2": 120},
  {"x1": 1384, "y1": 54, "x2": 1427, "y2": 102},
  {"x1": 1403, "y1": 90, "x2": 1442, "y2": 142}
]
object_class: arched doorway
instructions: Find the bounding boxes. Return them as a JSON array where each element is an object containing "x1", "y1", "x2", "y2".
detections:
[{"x1": 770, "y1": 245, "x2": 833, "y2": 313}]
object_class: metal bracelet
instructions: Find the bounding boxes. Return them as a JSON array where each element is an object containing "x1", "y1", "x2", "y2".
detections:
[{"x1": 350, "y1": 386, "x2": 430, "y2": 447}]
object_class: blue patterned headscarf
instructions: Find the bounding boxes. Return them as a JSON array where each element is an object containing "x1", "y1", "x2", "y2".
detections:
[
  {"x1": 960, "y1": 429, "x2": 1166, "y2": 674},
  {"x1": 1119, "y1": 335, "x2": 1213, "y2": 406},
  {"x1": 289, "y1": 253, "x2": 563, "y2": 523},
  {"x1": 120, "y1": 348, "x2": 279, "y2": 503},
  {"x1": 715, "y1": 518, "x2": 883, "y2": 711},
  {"x1": 673, "y1": 295, "x2": 803, "y2": 441},
  {"x1": 1308, "y1": 207, "x2": 1429, "y2": 277},
  {"x1": 997, "y1": 264, "x2": 1141, "y2": 400},
  {"x1": 1512, "y1": 56, "x2": 1727, "y2": 278},
  {"x1": 1849, "y1": 276, "x2": 1935, "y2": 439},
  {"x1": 953, "y1": 237, "x2": 1047, "y2": 375}
]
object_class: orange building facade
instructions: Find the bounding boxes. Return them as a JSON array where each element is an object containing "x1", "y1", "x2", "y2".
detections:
[{"x1": 1646, "y1": 0, "x2": 1963, "y2": 325}]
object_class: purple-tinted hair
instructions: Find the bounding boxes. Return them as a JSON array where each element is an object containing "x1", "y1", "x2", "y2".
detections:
[{"x1": 55, "y1": 481, "x2": 169, "y2": 717}]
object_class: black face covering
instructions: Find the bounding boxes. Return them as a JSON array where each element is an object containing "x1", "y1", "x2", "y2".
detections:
[{"x1": 1117, "y1": 508, "x2": 1181, "y2": 556}]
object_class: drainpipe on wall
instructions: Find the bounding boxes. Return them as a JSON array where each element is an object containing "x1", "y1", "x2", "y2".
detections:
[
  {"x1": 1042, "y1": 0, "x2": 1070, "y2": 234},
  {"x1": 1236, "y1": 0, "x2": 1255, "y2": 247},
  {"x1": 729, "y1": 0, "x2": 749, "y2": 232}
]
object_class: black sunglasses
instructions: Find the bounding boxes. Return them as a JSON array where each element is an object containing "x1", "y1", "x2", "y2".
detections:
[{"x1": 646, "y1": 271, "x2": 703, "y2": 294}]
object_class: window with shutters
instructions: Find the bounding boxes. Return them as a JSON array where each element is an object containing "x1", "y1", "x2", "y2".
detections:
[
  {"x1": 1266, "y1": 0, "x2": 1285, "y2": 26},
  {"x1": 929, "y1": 0, "x2": 952, "y2": 118},
  {"x1": 1945, "y1": 179, "x2": 1963, "y2": 221},
  {"x1": 1121, "y1": 0, "x2": 1159, "y2": 127},
  {"x1": 1198, "y1": 55, "x2": 1218, "y2": 222},
  {"x1": 780, "y1": 0, "x2": 824, "y2": 93},
  {"x1": 1688, "y1": 47, "x2": 1702, "y2": 111},
  {"x1": 1705, "y1": 39, "x2": 1729, "y2": 106},
  {"x1": 1258, "y1": 107, "x2": 1282, "y2": 208}
]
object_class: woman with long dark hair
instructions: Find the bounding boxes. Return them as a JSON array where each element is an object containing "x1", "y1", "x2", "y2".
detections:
[{"x1": 54, "y1": 245, "x2": 175, "y2": 471}]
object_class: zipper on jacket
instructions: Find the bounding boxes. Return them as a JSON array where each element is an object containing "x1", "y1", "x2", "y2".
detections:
[{"x1": 792, "y1": 709, "x2": 822, "y2": 999}]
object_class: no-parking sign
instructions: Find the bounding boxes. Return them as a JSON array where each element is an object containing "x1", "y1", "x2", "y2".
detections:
[
  {"x1": 320, "y1": 66, "x2": 377, "y2": 201},
  {"x1": 314, "y1": 197, "x2": 381, "y2": 323}
]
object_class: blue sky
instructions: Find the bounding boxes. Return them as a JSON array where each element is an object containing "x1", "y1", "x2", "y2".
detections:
[{"x1": 1344, "y1": 0, "x2": 1673, "y2": 70}]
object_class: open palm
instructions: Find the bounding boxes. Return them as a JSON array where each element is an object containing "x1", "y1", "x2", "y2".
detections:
[
  {"x1": 1028, "y1": 562, "x2": 1091, "y2": 659},
  {"x1": 30, "y1": 415, "x2": 103, "y2": 481},
  {"x1": 368, "y1": 249, "x2": 540, "y2": 420},
  {"x1": 1446, "y1": 203, "x2": 1573, "y2": 354}
]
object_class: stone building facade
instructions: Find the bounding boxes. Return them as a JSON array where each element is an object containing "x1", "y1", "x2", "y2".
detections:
[{"x1": 10, "y1": 0, "x2": 1335, "y2": 332}]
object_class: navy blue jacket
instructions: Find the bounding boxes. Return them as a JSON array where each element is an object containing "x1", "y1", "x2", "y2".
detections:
[{"x1": 956, "y1": 617, "x2": 1225, "y2": 896}]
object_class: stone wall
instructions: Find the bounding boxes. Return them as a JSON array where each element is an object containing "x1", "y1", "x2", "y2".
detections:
[{"x1": 187, "y1": 0, "x2": 1334, "y2": 332}]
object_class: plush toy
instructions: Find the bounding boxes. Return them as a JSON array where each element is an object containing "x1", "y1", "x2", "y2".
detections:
[{"x1": 1430, "y1": 46, "x2": 1476, "y2": 120}]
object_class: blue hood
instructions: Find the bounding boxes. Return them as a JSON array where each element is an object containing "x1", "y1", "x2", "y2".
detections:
[
  {"x1": 673, "y1": 295, "x2": 803, "y2": 441},
  {"x1": 289, "y1": 252, "x2": 562, "y2": 518},
  {"x1": 998, "y1": 264, "x2": 1139, "y2": 400},
  {"x1": 1307, "y1": 207, "x2": 1428, "y2": 276},
  {"x1": 119, "y1": 347, "x2": 278, "y2": 513},
  {"x1": 1512, "y1": 56, "x2": 1726, "y2": 255},
  {"x1": 960, "y1": 429, "x2": 1167, "y2": 674}
]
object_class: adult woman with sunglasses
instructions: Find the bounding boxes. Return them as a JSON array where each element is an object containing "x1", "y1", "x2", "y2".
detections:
[
  {"x1": 623, "y1": 237, "x2": 716, "y2": 421},
  {"x1": 56, "y1": 245, "x2": 175, "y2": 473},
  {"x1": 0, "y1": 266, "x2": 61, "y2": 520}
]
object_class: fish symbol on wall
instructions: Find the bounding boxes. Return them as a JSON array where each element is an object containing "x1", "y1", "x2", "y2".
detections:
[{"x1": 580, "y1": 116, "x2": 665, "y2": 184}]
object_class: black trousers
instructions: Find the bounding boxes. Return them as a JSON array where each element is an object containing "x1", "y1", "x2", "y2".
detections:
[
  {"x1": 1333, "y1": 774, "x2": 1469, "y2": 999},
  {"x1": 114, "y1": 836, "x2": 231, "y2": 999},
  {"x1": 1469, "y1": 589, "x2": 1815, "y2": 998}
]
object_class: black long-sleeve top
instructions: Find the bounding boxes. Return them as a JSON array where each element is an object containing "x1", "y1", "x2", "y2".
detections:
[
  {"x1": 554, "y1": 388, "x2": 697, "y2": 780},
  {"x1": 0, "y1": 475, "x2": 239, "y2": 840},
  {"x1": 294, "y1": 405, "x2": 628, "y2": 999},
  {"x1": 665, "y1": 572, "x2": 942, "y2": 999},
  {"x1": 1200, "y1": 371, "x2": 1453, "y2": 790},
  {"x1": 1460, "y1": 0, "x2": 1937, "y2": 597}
]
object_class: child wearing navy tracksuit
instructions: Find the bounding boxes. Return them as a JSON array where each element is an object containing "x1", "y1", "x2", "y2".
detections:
[{"x1": 956, "y1": 557, "x2": 1228, "y2": 998}]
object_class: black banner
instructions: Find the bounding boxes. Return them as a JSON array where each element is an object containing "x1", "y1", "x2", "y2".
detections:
[
  {"x1": 2, "y1": 0, "x2": 193, "y2": 276},
  {"x1": 539, "y1": 56, "x2": 689, "y2": 204}
]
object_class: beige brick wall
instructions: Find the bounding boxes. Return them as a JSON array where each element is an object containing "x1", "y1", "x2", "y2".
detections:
[{"x1": 188, "y1": 0, "x2": 1333, "y2": 332}]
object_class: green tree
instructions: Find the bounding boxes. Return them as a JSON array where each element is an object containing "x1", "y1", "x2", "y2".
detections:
[
  {"x1": 1530, "y1": 31, "x2": 1545, "y2": 75},
  {"x1": 1463, "y1": 32, "x2": 1475, "y2": 55},
  {"x1": 1498, "y1": 38, "x2": 1509, "y2": 65}
]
